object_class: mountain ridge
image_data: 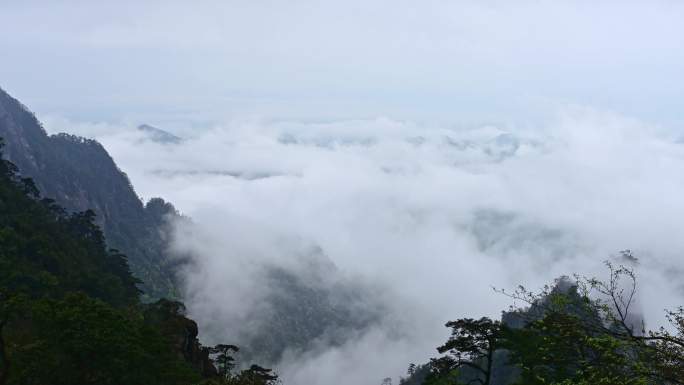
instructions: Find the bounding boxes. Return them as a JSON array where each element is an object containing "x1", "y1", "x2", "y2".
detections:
[
  {"x1": 138, "y1": 123, "x2": 183, "y2": 144},
  {"x1": 0, "y1": 86, "x2": 179, "y2": 300},
  {"x1": 0, "y1": 86, "x2": 389, "y2": 374}
]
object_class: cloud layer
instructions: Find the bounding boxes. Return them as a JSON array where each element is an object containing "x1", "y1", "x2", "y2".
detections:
[{"x1": 43, "y1": 107, "x2": 684, "y2": 384}]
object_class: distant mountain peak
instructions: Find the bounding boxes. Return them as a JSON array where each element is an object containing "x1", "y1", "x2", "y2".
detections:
[{"x1": 137, "y1": 124, "x2": 182, "y2": 144}]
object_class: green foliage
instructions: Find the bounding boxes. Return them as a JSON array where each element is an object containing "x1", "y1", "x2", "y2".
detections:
[
  {"x1": 426, "y1": 317, "x2": 502, "y2": 385},
  {"x1": 641, "y1": 306, "x2": 684, "y2": 383},
  {"x1": 0, "y1": 153, "x2": 140, "y2": 306},
  {"x1": 8, "y1": 294, "x2": 199, "y2": 385},
  {"x1": 211, "y1": 344, "x2": 240, "y2": 377},
  {"x1": 225, "y1": 365, "x2": 280, "y2": 385},
  {"x1": 0, "y1": 88, "x2": 180, "y2": 300},
  {"x1": 424, "y1": 263, "x2": 684, "y2": 385},
  {"x1": 399, "y1": 364, "x2": 431, "y2": 385},
  {"x1": 0, "y1": 142, "x2": 201, "y2": 384},
  {"x1": 503, "y1": 311, "x2": 649, "y2": 385},
  {"x1": 203, "y1": 343, "x2": 280, "y2": 385}
]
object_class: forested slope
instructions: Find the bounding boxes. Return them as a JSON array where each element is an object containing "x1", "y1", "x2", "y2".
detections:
[
  {"x1": 0, "y1": 87, "x2": 178, "y2": 300},
  {"x1": 0, "y1": 139, "x2": 206, "y2": 384}
]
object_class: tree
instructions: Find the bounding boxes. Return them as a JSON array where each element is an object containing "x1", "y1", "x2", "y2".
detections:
[
  {"x1": 427, "y1": 317, "x2": 502, "y2": 385},
  {"x1": 399, "y1": 363, "x2": 431, "y2": 385},
  {"x1": 423, "y1": 259, "x2": 684, "y2": 385},
  {"x1": 649, "y1": 306, "x2": 684, "y2": 382},
  {"x1": 499, "y1": 260, "x2": 683, "y2": 385},
  {"x1": 0, "y1": 142, "x2": 202, "y2": 384},
  {"x1": 407, "y1": 363, "x2": 417, "y2": 377},
  {"x1": 211, "y1": 344, "x2": 240, "y2": 378},
  {"x1": 503, "y1": 307, "x2": 650, "y2": 385},
  {"x1": 205, "y1": 344, "x2": 280, "y2": 385},
  {"x1": 227, "y1": 365, "x2": 280, "y2": 385}
]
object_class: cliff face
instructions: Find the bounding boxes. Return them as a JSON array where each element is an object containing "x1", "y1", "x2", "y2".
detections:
[{"x1": 0, "y1": 87, "x2": 178, "y2": 300}]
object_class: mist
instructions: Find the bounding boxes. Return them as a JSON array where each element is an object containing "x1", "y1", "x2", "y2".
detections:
[
  {"x1": 4, "y1": 0, "x2": 684, "y2": 382},
  {"x1": 41, "y1": 108, "x2": 684, "y2": 384}
]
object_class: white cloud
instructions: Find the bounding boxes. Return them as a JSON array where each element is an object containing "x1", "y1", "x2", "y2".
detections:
[{"x1": 44, "y1": 106, "x2": 684, "y2": 384}]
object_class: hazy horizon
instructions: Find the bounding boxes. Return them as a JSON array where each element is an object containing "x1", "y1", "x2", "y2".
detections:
[{"x1": 2, "y1": 1, "x2": 684, "y2": 127}]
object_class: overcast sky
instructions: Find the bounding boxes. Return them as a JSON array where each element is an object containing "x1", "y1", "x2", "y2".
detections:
[{"x1": 2, "y1": 0, "x2": 684, "y2": 127}]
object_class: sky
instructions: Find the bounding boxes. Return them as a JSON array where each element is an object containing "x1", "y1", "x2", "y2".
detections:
[
  {"x1": 1, "y1": 1, "x2": 684, "y2": 126},
  {"x1": 3, "y1": 1, "x2": 684, "y2": 384}
]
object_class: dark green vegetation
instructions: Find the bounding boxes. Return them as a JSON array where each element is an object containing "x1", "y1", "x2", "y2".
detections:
[
  {"x1": 0, "y1": 138, "x2": 191, "y2": 384},
  {"x1": 0, "y1": 139, "x2": 279, "y2": 384},
  {"x1": 0, "y1": 87, "x2": 179, "y2": 300},
  {"x1": 410, "y1": 257, "x2": 684, "y2": 385}
]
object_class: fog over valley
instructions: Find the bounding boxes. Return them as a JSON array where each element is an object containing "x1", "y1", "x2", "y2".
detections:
[
  {"x1": 3, "y1": 1, "x2": 684, "y2": 384},
  {"x1": 43, "y1": 111, "x2": 684, "y2": 383}
]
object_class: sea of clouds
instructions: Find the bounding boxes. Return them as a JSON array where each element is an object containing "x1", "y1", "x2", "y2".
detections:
[
  {"x1": 44, "y1": 108, "x2": 684, "y2": 384},
  {"x1": 5, "y1": 0, "x2": 682, "y2": 382}
]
